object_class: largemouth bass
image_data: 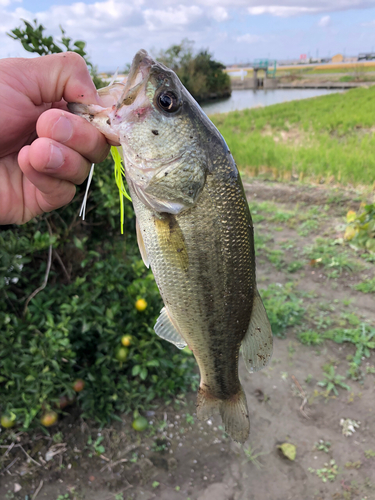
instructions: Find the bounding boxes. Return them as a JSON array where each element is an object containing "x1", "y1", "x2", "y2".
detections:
[{"x1": 69, "y1": 50, "x2": 273, "y2": 443}]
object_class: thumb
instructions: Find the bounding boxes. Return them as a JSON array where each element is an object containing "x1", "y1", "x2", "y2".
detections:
[{"x1": 22, "y1": 52, "x2": 103, "y2": 106}]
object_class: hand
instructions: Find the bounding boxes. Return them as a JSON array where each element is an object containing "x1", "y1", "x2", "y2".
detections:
[{"x1": 0, "y1": 52, "x2": 110, "y2": 225}]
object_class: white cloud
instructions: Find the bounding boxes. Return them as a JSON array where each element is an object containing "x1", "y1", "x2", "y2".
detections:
[
  {"x1": 211, "y1": 6, "x2": 228, "y2": 22},
  {"x1": 318, "y1": 15, "x2": 331, "y2": 26},
  {"x1": 37, "y1": 1, "x2": 144, "y2": 37},
  {"x1": 2, "y1": 0, "x2": 375, "y2": 69},
  {"x1": 144, "y1": 5, "x2": 204, "y2": 31},
  {"x1": 0, "y1": 0, "x2": 21, "y2": 6},
  {"x1": 248, "y1": 6, "x2": 319, "y2": 17},
  {"x1": 236, "y1": 33, "x2": 263, "y2": 43}
]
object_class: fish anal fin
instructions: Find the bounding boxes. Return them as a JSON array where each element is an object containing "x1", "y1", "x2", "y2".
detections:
[
  {"x1": 196, "y1": 386, "x2": 250, "y2": 444},
  {"x1": 136, "y1": 218, "x2": 149, "y2": 268},
  {"x1": 154, "y1": 307, "x2": 187, "y2": 349},
  {"x1": 242, "y1": 291, "x2": 273, "y2": 373}
]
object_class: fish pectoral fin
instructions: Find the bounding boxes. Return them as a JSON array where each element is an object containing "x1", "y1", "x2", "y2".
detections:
[
  {"x1": 154, "y1": 307, "x2": 187, "y2": 349},
  {"x1": 136, "y1": 218, "x2": 149, "y2": 268},
  {"x1": 242, "y1": 291, "x2": 273, "y2": 373}
]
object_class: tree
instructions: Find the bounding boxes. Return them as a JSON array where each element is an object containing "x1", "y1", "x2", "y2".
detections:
[
  {"x1": 8, "y1": 19, "x2": 90, "y2": 63},
  {"x1": 7, "y1": 19, "x2": 107, "y2": 89},
  {"x1": 155, "y1": 40, "x2": 231, "y2": 102}
]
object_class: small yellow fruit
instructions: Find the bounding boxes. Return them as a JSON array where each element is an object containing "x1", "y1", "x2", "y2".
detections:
[
  {"x1": 132, "y1": 416, "x2": 148, "y2": 432},
  {"x1": 40, "y1": 411, "x2": 58, "y2": 427},
  {"x1": 121, "y1": 335, "x2": 132, "y2": 347},
  {"x1": 135, "y1": 298, "x2": 147, "y2": 312},
  {"x1": 346, "y1": 210, "x2": 357, "y2": 223},
  {"x1": 344, "y1": 226, "x2": 357, "y2": 241},
  {"x1": 1, "y1": 415, "x2": 15, "y2": 429},
  {"x1": 116, "y1": 347, "x2": 129, "y2": 362}
]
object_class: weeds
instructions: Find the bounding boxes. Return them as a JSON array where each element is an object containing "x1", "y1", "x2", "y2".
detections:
[
  {"x1": 243, "y1": 445, "x2": 268, "y2": 469},
  {"x1": 298, "y1": 219, "x2": 320, "y2": 237},
  {"x1": 185, "y1": 413, "x2": 195, "y2": 425},
  {"x1": 259, "y1": 283, "x2": 304, "y2": 337},
  {"x1": 324, "y1": 323, "x2": 375, "y2": 365},
  {"x1": 87, "y1": 435, "x2": 105, "y2": 457},
  {"x1": 317, "y1": 366, "x2": 351, "y2": 396},
  {"x1": 308, "y1": 459, "x2": 339, "y2": 483},
  {"x1": 304, "y1": 238, "x2": 358, "y2": 276},
  {"x1": 315, "y1": 440, "x2": 331, "y2": 453},
  {"x1": 347, "y1": 362, "x2": 365, "y2": 381},
  {"x1": 287, "y1": 261, "x2": 304, "y2": 273},
  {"x1": 345, "y1": 461, "x2": 362, "y2": 469},
  {"x1": 354, "y1": 277, "x2": 375, "y2": 293},
  {"x1": 298, "y1": 330, "x2": 324, "y2": 346}
]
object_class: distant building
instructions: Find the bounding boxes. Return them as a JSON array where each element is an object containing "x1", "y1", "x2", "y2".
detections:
[
  {"x1": 331, "y1": 54, "x2": 344, "y2": 63},
  {"x1": 358, "y1": 53, "x2": 375, "y2": 60}
]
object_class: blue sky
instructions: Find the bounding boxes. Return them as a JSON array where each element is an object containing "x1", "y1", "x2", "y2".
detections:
[{"x1": 1, "y1": 0, "x2": 375, "y2": 71}]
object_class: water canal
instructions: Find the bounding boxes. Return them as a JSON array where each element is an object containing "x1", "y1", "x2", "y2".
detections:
[{"x1": 201, "y1": 88, "x2": 340, "y2": 115}]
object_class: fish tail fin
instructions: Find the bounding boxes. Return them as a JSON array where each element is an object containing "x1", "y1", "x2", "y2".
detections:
[
  {"x1": 196, "y1": 386, "x2": 250, "y2": 444},
  {"x1": 219, "y1": 386, "x2": 250, "y2": 444},
  {"x1": 196, "y1": 387, "x2": 221, "y2": 421}
]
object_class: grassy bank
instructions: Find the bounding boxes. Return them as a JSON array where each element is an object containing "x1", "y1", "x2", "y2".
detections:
[{"x1": 211, "y1": 86, "x2": 375, "y2": 187}]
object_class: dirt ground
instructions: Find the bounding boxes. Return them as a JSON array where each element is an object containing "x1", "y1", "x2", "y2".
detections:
[{"x1": 1, "y1": 179, "x2": 374, "y2": 500}]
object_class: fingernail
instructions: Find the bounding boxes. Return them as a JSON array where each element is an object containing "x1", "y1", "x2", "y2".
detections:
[
  {"x1": 51, "y1": 115, "x2": 73, "y2": 143},
  {"x1": 47, "y1": 144, "x2": 64, "y2": 169}
]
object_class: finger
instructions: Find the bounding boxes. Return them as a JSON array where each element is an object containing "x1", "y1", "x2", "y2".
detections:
[
  {"x1": 37, "y1": 109, "x2": 110, "y2": 163},
  {"x1": 22, "y1": 137, "x2": 93, "y2": 185},
  {"x1": 18, "y1": 146, "x2": 76, "y2": 215},
  {"x1": 20, "y1": 52, "x2": 104, "y2": 107}
]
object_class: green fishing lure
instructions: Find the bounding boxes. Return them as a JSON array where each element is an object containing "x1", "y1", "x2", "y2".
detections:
[{"x1": 80, "y1": 146, "x2": 131, "y2": 234}]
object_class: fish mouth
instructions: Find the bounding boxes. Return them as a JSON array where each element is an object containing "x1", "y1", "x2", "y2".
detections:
[
  {"x1": 115, "y1": 49, "x2": 155, "y2": 110},
  {"x1": 68, "y1": 50, "x2": 155, "y2": 117}
]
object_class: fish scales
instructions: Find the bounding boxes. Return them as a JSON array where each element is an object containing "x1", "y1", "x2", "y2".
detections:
[
  {"x1": 130, "y1": 150, "x2": 255, "y2": 401},
  {"x1": 68, "y1": 49, "x2": 273, "y2": 443}
]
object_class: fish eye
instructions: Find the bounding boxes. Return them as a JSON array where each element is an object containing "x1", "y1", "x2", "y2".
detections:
[{"x1": 157, "y1": 91, "x2": 179, "y2": 113}]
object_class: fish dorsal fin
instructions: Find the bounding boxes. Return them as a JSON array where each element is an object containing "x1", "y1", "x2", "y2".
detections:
[
  {"x1": 136, "y1": 218, "x2": 149, "y2": 268},
  {"x1": 154, "y1": 307, "x2": 187, "y2": 349},
  {"x1": 242, "y1": 291, "x2": 273, "y2": 373}
]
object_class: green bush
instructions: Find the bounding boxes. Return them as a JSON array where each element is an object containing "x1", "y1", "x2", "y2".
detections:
[
  {"x1": 344, "y1": 204, "x2": 375, "y2": 253},
  {"x1": 0, "y1": 158, "x2": 197, "y2": 429}
]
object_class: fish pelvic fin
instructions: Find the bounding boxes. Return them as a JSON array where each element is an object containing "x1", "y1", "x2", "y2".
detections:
[
  {"x1": 242, "y1": 290, "x2": 273, "y2": 373},
  {"x1": 196, "y1": 386, "x2": 250, "y2": 444},
  {"x1": 154, "y1": 307, "x2": 187, "y2": 349}
]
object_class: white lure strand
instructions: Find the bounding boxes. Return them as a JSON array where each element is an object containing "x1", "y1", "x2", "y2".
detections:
[{"x1": 79, "y1": 163, "x2": 95, "y2": 220}]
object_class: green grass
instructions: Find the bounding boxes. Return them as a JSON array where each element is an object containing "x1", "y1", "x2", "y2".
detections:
[
  {"x1": 232, "y1": 65, "x2": 375, "y2": 78},
  {"x1": 305, "y1": 66, "x2": 375, "y2": 75},
  {"x1": 303, "y1": 237, "x2": 362, "y2": 277},
  {"x1": 298, "y1": 330, "x2": 324, "y2": 346},
  {"x1": 211, "y1": 87, "x2": 375, "y2": 186},
  {"x1": 318, "y1": 365, "x2": 351, "y2": 395},
  {"x1": 324, "y1": 324, "x2": 375, "y2": 365},
  {"x1": 354, "y1": 277, "x2": 375, "y2": 293},
  {"x1": 259, "y1": 283, "x2": 304, "y2": 337}
]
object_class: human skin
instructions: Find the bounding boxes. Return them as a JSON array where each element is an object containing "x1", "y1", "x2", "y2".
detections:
[{"x1": 0, "y1": 52, "x2": 115, "y2": 225}]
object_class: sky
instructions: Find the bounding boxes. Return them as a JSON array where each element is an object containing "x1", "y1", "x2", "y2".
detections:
[{"x1": 1, "y1": 0, "x2": 375, "y2": 71}]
